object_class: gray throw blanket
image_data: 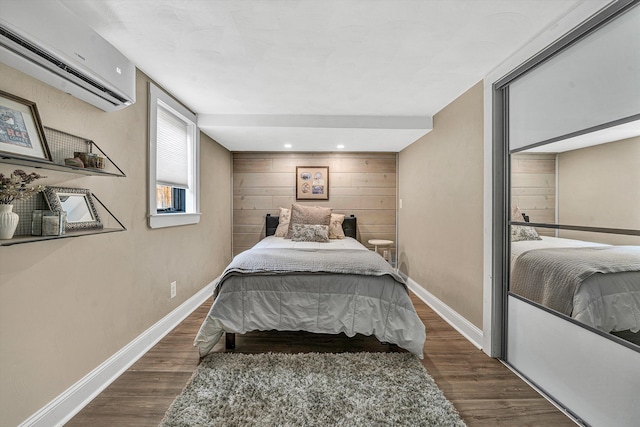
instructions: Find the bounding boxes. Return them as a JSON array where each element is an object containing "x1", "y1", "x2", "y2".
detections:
[
  {"x1": 214, "y1": 248, "x2": 405, "y2": 291},
  {"x1": 511, "y1": 246, "x2": 640, "y2": 315}
]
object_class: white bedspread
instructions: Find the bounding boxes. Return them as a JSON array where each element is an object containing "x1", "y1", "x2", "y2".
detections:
[
  {"x1": 254, "y1": 236, "x2": 368, "y2": 251},
  {"x1": 194, "y1": 237, "x2": 427, "y2": 357},
  {"x1": 511, "y1": 237, "x2": 640, "y2": 333},
  {"x1": 510, "y1": 236, "x2": 609, "y2": 271}
]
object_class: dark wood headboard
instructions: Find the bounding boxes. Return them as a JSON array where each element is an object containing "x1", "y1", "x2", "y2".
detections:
[{"x1": 266, "y1": 214, "x2": 357, "y2": 239}]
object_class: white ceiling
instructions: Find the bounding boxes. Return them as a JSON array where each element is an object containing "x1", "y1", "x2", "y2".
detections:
[
  {"x1": 524, "y1": 119, "x2": 640, "y2": 153},
  {"x1": 59, "y1": 0, "x2": 587, "y2": 152}
]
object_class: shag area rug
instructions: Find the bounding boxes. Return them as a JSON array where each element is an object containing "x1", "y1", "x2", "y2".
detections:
[{"x1": 160, "y1": 352, "x2": 466, "y2": 426}]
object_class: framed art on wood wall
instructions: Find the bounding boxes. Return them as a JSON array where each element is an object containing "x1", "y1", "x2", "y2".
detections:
[
  {"x1": 296, "y1": 166, "x2": 329, "y2": 200},
  {"x1": 0, "y1": 90, "x2": 52, "y2": 162}
]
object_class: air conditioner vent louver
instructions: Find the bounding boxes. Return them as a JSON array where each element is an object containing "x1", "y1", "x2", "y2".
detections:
[
  {"x1": 0, "y1": 1, "x2": 135, "y2": 112},
  {"x1": 0, "y1": 25, "x2": 129, "y2": 106}
]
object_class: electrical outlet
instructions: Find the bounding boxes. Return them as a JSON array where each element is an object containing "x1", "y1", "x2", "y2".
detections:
[{"x1": 170, "y1": 281, "x2": 177, "y2": 298}]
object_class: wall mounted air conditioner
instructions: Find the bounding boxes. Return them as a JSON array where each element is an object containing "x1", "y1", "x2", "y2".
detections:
[{"x1": 0, "y1": 0, "x2": 136, "y2": 112}]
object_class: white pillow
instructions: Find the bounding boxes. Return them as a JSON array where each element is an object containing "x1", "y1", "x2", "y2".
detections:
[
  {"x1": 329, "y1": 213, "x2": 345, "y2": 239},
  {"x1": 274, "y1": 207, "x2": 291, "y2": 237}
]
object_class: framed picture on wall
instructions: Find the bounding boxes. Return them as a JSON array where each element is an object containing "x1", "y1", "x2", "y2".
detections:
[
  {"x1": 43, "y1": 186, "x2": 103, "y2": 231},
  {"x1": 0, "y1": 90, "x2": 52, "y2": 162},
  {"x1": 296, "y1": 166, "x2": 329, "y2": 200}
]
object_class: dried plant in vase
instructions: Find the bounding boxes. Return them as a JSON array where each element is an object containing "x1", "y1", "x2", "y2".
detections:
[
  {"x1": 0, "y1": 169, "x2": 47, "y2": 239},
  {"x1": 0, "y1": 169, "x2": 47, "y2": 204}
]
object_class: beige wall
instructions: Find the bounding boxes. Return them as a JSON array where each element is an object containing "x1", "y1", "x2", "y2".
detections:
[
  {"x1": 398, "y1": 81, "x2": 484, "y2": 328},
  {"x1": 558, "y1": 136, "x2": 640, "y2": 245},
  {"x1": 233, "y1": 152, "x2": 397, "y2": 256},
  {"x1": 0, "y1": 64, "x2": 232, "y2": 426}
]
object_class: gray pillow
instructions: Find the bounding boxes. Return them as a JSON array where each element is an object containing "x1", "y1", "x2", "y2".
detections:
[
  {"x1": 291, "y1": 224, "x2": 330, "y2": 242},
  {"x1": 286, "y1": 203, "x2": 332, "y2": 239},
  {"x1": 511, "y1": 225, "x2": 542, "y2": 242}
]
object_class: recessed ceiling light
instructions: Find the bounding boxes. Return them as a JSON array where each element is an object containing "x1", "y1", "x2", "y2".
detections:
[
  {"x1": 337, "y1": 144, "x2": 345, "y2": 149},
  {"x1": 284, "y1": 143, "x2": 292, "y2": 148}
]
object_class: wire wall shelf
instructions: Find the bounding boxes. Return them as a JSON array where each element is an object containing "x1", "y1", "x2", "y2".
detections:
[
  {"x1": 1, "y1": 127, "x2": 127, "y2": 245},
  {"x1": 0, "y1": 127, "x2": 126, "y2": 177},
  {"x1": 0, "y1": 192, "x2": 126, "y2": 246}
]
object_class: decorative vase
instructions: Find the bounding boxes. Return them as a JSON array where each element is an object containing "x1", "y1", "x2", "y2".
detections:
[{"x1": 0, "y1": 204, "x2": 19, "y2": 240}]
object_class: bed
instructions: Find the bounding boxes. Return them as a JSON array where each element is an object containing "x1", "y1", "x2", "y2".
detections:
[
  {"x1": 194, "y1": 212, "x2": 427, "y2": 358},
  {"x1": 510, "y1": 236, "x2": 640, "y2": 335}
]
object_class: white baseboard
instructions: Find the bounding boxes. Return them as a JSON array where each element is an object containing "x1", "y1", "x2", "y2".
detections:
[
  {"x1": 19, "y1": 281, "x2": 216, "y2": 427},
  {"x1": 404, "y1": 275, "x2": 483, "y2": 350}
]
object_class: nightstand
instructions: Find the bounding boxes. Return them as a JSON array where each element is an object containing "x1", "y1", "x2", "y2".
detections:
[{"x1": 368, "y1": 239, "x2": 394, "y2": 263}]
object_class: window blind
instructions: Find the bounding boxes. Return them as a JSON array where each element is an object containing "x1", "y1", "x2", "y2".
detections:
[{"x1": 156, "y1": 104, "x2": 190, "y2": 188}]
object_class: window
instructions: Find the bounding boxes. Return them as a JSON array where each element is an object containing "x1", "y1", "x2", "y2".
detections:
[{"x1": 148, "y1": 82, "x2": 200, "y2": 228}]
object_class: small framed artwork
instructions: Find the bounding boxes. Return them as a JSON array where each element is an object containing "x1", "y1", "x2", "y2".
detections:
[
  {"x1": 43, "y1": 186, "x2": 103, "y2": 231},
  {"x1": 296, "y1": 166, "x2": 329, "y2": 200},
  {"x1": 0, "y1": 90, "x2": 52, "y2": 162}
]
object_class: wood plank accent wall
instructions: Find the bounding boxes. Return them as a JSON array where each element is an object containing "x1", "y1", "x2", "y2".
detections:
[
  {"x1": 233, "y1": 152, "x2": 397, "y2": 256},
  {"x1": 511, "y1": 153, "x2": 556, "y2": 236}
]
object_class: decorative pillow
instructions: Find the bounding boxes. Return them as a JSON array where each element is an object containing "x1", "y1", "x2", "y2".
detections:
[
  {"x1": 510, "y1": 206, "x2": 541, "y2": 241},
  {"x1": 511, "y1": 206, "x2": 525, "y2": 222},
  {"x1": 286, "y1": 203, "x2": 332, "y2": 239},
  {"x1": 329, "y1": 213, "x2": 345, "y2": 239},
  {"x1": 274, "y1": 207, "x2": 291, "y2": 237},
  {"x1": 511, "y1": 225, "x2": 542, "y2": 242},
  {"x1": 291, "y1": 224, "x2": 330, "y2": 242}
]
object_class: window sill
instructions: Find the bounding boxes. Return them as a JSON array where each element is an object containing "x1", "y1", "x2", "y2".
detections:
[{"x1": 149, "y1": 212, "x2": 201, "y2": 229}]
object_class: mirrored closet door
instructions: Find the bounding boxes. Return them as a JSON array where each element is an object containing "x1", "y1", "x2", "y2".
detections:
[{"x1": 494, "y1": 1, "x2": 640, "y2": 425}]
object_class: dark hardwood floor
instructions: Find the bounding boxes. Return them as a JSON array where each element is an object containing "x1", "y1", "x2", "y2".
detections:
[{"x1": 67, "y1": 294, "x2": 575, "y2": 426}]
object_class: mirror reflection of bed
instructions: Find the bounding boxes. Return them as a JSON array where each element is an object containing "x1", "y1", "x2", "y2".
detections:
[
  {"x1": 509, "y1": 134, "x2": 640, "y2": 348},
  {"x1": 510, "y1": 231, "x2": 640, "y2": 346}
]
